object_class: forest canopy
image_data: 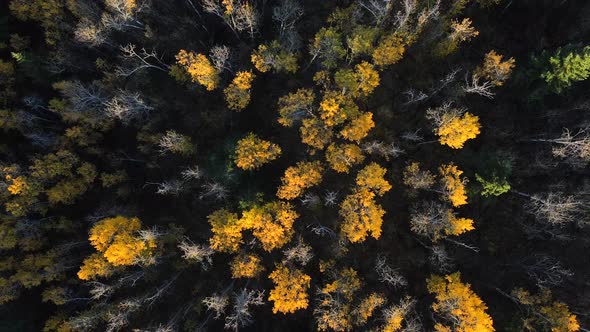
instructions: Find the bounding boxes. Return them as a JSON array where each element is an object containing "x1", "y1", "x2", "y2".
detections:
[{"x1": 0, "y1": 0, "x2": 589, "y2": 331}]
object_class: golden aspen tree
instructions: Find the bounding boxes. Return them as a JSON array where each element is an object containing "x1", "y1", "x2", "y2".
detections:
[
  {"x1": 435, "y1": 18, "x2": 479, "y2": 57},
  {"x1": 372, "y1": 33, "x2": 407, "y2": 67},
  {"x1": 88, "y1": 216, "x2": 141, "y2": 252},
  {"x1": 334, "y1": 62, "x2": 380, "y2": 98},
  {"x1": 437, "y1": 112, "x2": 481, "y2": 149},
  {"x1": 230, "y1": 253, "x2": 264, "y2": 278},
  {"x1": 325, "y1": 143, "x2": 365, "y2": 173},
  {"x1": 251, "y1": 40, "x2": 298, "y2": 73},
  {"x1": 234, "y1": 133, "x2": 281, "y2": 170},
  {"x1": 381, "y1": 297, "x2": 416, "y2": 332},
  {"x1": 240, "y1": 201, "x2": 299, "y2": 251},
  {"x1": 427, "y1": 272, "x2": 495, "y2": 332},
  {"x1": 224, "y1": 71, "x2": 255, "y2": 110},
  {"x1": 77, "y1": 253, "x2": 113, "y2": 281},
  {"x1": 208, "y1": 208, "x2": 243, "y2": 253},
  {"x1": 339, "y1": 112, "x2": 375, "y2": 142},
  {"x1": 277, "y1": 161, "x2": 324, "y2": 200},
  {"x1": 268, "y1": 264, "x2": 311, "y2": 314},
  {"x1": 315, "y1": 267, "x2": 362, "y2": 331},
  {"x1": 352, "y1": 293, "x2": 386, "y2": 326},
  {"x1": 309, "y1": 27, "x2": 346, "y2": 68},
  {"x1": 79, "y1": 216, "x2": 155, "y2": 279},
  {"x1": 347, "y1": 26, "x2": 379, "y2": 59},
  {"x1": 439, "y1": 164, "x2": 468, "y2": 207},
  {"x1": 476, "y1": 50, "x2": 516, "y2": 86},
  {"x1": 319, "y1": 92, "x2": 348, "y2": 127},
  {"x1": 277, "y1": 88, "x2": 315, "y2": 127},
  {"x1": 355, "y1": 162, "x2": 392, "y2": 196},
  {"x1": 175, "y1": 50, "x2": 220, "y2": 91},
  {"x1": 511, "y1": 288, "x2": 580, "y2": 332},
  {"x1": 300, "y1": 117, "x2": 333, "y2": 150},
  {"x1": 339, "y1": 189, "x2": 385, "y2": 243}
]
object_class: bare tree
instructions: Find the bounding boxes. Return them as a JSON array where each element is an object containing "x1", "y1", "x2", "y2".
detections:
[
  {"x1": 282, "y1": 239, "x2": 314, "y2": 266},
  {"x1": 463, "y1": 72, "x2": 495, "y2": 98},
  {"x1": 116, "y1": 44, "x2": 170, "y2": 77},
  {"x1": 103, "y1": 90, "x2": 153, "y2": 123},
  {"x1": 272, "y1": 0, "x2": 303, "y2": 51},
  {"x1": 88, "y1": 281, "x2": 115, "y2": 300},
  {"x1": 526, "y1": 126, "x2": 590, "y2": 167},
  {"x1": 225, "y1": 289, "x2": 265, "y2": 331},
  {"x1": 401, "y1": 129, "x2": 424, "y2": 142},
  {"x1": 375, "y1": 255, "x2": 408, "y2": 288},
  {"x1": 323, "y1": 191, "x2": 338, "y2": 207},
  {"x1": 202, "y1": 0, "x2": 259, "y2": 39},
  {"x1": 101, "y1": 0, "x2": 146, "y2": 32},
  {"x1": 428, "y1": 244, "x2": 453, "y2": 271},
  {"x1": 300, "y1": 192, "x2": 321, "y2": 207},
  {"x1": 362, "y1": 140, "x2": 405, "y2": 160},
  {"x1": 158, "y1": 130, "x2": 195, "y2": 155},
  {"x1": 203, "y1": 294, "x2": 229, "y2": 319},
  {"x1": 178, "y1": 239, "x2": 214, "y2": 270},
  {"x1": 359, "y1": 0, "x2": 394, "y2": 26},
  {"x1": 199, "y1": 182, "x2": 229, "y2": 201},
  {"x1": 521, "y1": 255, "x2": 573, "y2": 288},
  {"x1": 74, "y1": 19, "x2": 106, "y2": 46},
  {"x1": 181, "y1": 166, "x2": 203, "y2": 181},
  {"x1": 209, "y1": 45, "x2": 232, "y2": 73},
  {"x1": 149, "y1": 180, "x2": 185, "y2": 196},
  {"x1": 514, "y1": 190, "x2": 590, "y2": 226}
]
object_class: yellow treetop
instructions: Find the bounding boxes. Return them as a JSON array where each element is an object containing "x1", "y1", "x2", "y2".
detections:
[
  {"x1": 268, "y1": 264, "x2": 311, "y2": 314},
  {"x1": 277, "y1": 161, "x2": 324, "y2": 200},
  {"x1": 277, "y1": 88, "x2": 315, "y2": 127},
  {"x1": 319, "y1": 93, "x2": 347, "y2": 127},
  {"x1": 445, "y1": 212, "x2": 475, "y2": 236},
  {"x1": 230, "y1": 253, "x2": 264, "y2": 278},
  {"x1": 240, "y1": 201, "x2": 299, "y2": 251},
  {"x1": 175, "y1": 50, "x2": 219, "y2": 91},
  {"x1": 372, "y1": 33, "x2": 407, "y2": 67},
  {"x1": 234, "y1": 133, "x2": 281, "y2": 170},
  {"x1": 86, "y1": 216, "x2": 153, "y2": 267},
  {"x1": 77, "y1": 253, "x2": 113, "y2": 281},
  {"x1": 340, "y1": 112, "x2": 375, "y2": 142},
  {"x1": 334, "y1": 62, "x2": 380, "y2": 98},
  {"x1": 208, "y1": 208, "x2": 243, "y2": 253},
  {"x1": 427, "y1": 272, "x2": 495, "y2": 332},
  {"x1": 300, "y1": 117, "x2": 333, "y2": 150},
  {"x1": 89, "y1": 216, "x2": 141, "y2": 253},
  {"x1": 325, "y1": 143, "x2": 365, "y2": 173},
  {"x1": 5, "y1": 175, "x2": 29, "y2": 195},
  {"x1": 103, "y1": 232, "x2": 148, "y2": 266},
  {"x1": 339, "y1": 188, "x2": 385, "y2": 243},
  {"x1": 437, "y1": 112, "x2": 481, "y2": 149},
  {"x1": 353, "y1": 293, "x2": 386, "y2": 326},
  {"x1": 251, "y1": 41, "x2": 298, "y2": 74},
  {"x1": 450, "y1": 18, "x2": 480, "y2": 43},
  {"x1": 439, "y1": 164, "x2": 468, "y2": 207},
  {"x1": 476, "y1": 50, "x2": 516, "y2": 86},
  {"x1": 355, "y1": 162, "x2": 392, "y2": 196},
  {"x1": 224, "y1": 71, "x2": 255, "y2": 111},
  {"x1": 320, "y1": 267, "x2": 362, "y2": 301},
  {"x1": 512, "y1": 288, "x2": 580, "y2": 332}
]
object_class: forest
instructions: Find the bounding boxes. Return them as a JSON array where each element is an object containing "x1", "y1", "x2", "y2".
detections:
[{"x1": 0, "y1": 0, "x2": 589, "y2": 331}]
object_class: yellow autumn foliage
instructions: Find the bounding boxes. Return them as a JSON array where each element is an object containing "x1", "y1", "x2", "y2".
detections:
[
  {"x1": 268, "y1": 264, "x2": 311, "y2": 314},
  {"x1": 230, "y1": 253, "x2": 264, "y2": 278},
  {"x1": 234, "y1": 133, "x2": 281, "y2": 170},
  {"x1": 240, "y1": 201, "x2": 299, "y2": 252},
  {"x1": 340, "y1": 188, "x2": 385, "y2": 243},
  {"x1": 325, "y1": 143, "x2": 365, "y2": 173},
  {"x1": 224, "y1": 71, "x2": 255, "y2": 110},
  {"x1": 437, "y1": 112, "x2": 481, "y2": 149},
  {"x1": 355, "y1": 162, "x2": 392, "y2": 196},
  {"x1": 439, "y1": 164, "x2": 468, "y2": 207},
  {"x1": 427, "y1": 272, "x2": 494, "y2": 332},
  {"x1": 208, "y1": 208, "x2": 243, "y2": 253},
  {"x1": 340, "y1": 112, "x2": 375, "y2": 142},
  {"x1": 175, "y1": 50, "x2": 219, "y2": 91},
  {"x1": 277, "y1": 161, "x2": 324, "y2": 200},
  {"x1": 300, "y1": 117, "x2": 333, "y2": 150}
]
